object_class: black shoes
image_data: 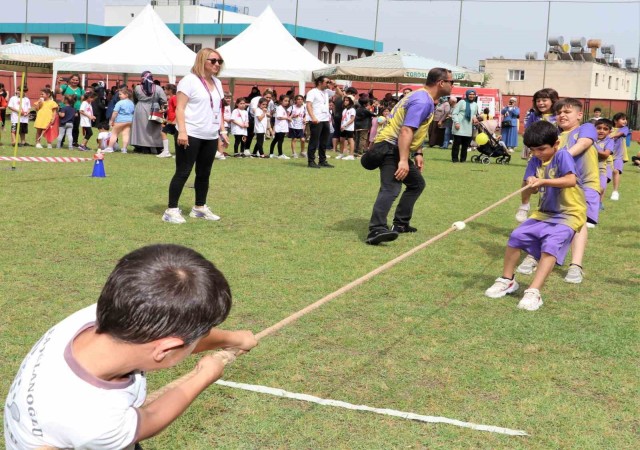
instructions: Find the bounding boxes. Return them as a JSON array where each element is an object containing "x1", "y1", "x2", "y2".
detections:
[
  {"x1": 392, "y1": 224, "x2": 418, "y2": 233},
  {"x1": 319, "y1": 161, "x2": 334, "y2": 168},
  {"x1": 308, "y1": 161, "x2": 321, "y2": 169},
  {"x1": 308, "y1": 161, "x2": 334, "y2": 168},
  {"x1": 366, "y1": 229, "x2": 399, "y2": 245}
]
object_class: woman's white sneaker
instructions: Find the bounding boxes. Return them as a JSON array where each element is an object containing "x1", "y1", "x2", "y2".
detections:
[
  {"x1": 189, "y1": 205, "x2": 221, "y2": 221},
  {"x1": 162, "y1": 208, "x2": 186, "y2": 224}
]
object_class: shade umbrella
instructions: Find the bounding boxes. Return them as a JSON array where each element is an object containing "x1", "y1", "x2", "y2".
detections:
[
  {"x1": 313, "y1": 51, "x2": 483, "y2": 85},
  {"x1": 0, "y1": 42, "x2": 70, "y2": 169}
]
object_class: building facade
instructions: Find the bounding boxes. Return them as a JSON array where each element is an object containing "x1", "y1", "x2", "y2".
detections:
[{"x1": 0, "y1": 0, "x2": 381, "y2": 62}]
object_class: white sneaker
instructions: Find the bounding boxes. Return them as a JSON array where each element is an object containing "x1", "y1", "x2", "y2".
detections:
[
  {"x1": 278, "y1": 154, "x2": 290, "y2": 160},
  {"x1": 244, "y1": 149, "x2": 252, "y2": 157},
  {"x1": 292, "y1": 153, "x2": 299, "y2": 158},
  {"x1": 121, "y1": 150, "x2": 128, "y2": 154},
  {"x1": 215, "y1": 152, "x2": 226, "y2": 160},
  {"x1": 35, "y1": 143, "x2": 43, "y2": 149},
  {"x1": 157, "y1": 151, "x2": 172, "y2": 158},
  {"x1": 515, "y1": 204, "x2": 530, "y2": 223},
  {"x1": 610, "y1": 191, "x2": 619, "y2": 201},
  {"x1": 47, "y1": 144, "x2": 52, "y2": 149},
  {"x1": 586, "y1": 222, "x2": 596, "y2": 229},
  {"x1": 335, "y1": 154, "x2": 343, "y2": 160},
  {"x1": 189, "y1": 205, "x2": 221, "y2": 221},
  {"x1": 516, "y1": 254, "x2": 538, "y2": 275},
  {"x1": 484, "y1": 277, "x2": 519, "y2": 298},
  {"x1": 269, "y1": 154, "x2": 277, "y2": 159},
  {"x1": 342, "y1": 155, "x2": 356, "y2": 161},
  {"x1": 300, "y1": 152, "x2": 307, "y2": 157},
  {"x1": 517, "y1": 288, "x2": 543, "y2": 311},
  {"x1": 326, "y1": 155, "x2": 331, "y2": 159},
  {"x1": 102, "y1": 147, "x2": 114, "y2": 153},
  {"x1": 162, "y1": 208, "x2": 186, "y2": 224},
  {"x1": 564, "y1": 264, "x2": 583, "y2": 284}
]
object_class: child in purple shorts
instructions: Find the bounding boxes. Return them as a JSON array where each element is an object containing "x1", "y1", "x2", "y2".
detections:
[
  {"x1": 593, "y1": 119, "x2": 614, "y2": 207},
  {"x1": 609, "y1": 112, "x2": 629, "y2": 201},
  {"x1": 485, "y1": 121, "x2": 586, "y2": 311}
]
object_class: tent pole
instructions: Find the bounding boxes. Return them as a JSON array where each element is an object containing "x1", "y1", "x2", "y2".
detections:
[
  {"x1": 12, "y1": 70, "x2": 26, "y2": 170},
  {"x1": 298, "y1": 80, "x2": 305, "y2": 96},
  {"x1": 13, "y1": 72, "x2": 17, "y2": 92},
  {"x1": 230, "y1": 78, "x2": 235, "y2": 98}
]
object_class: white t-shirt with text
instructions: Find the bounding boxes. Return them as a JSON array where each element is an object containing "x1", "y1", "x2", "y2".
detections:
[{"x1": 288, "y1": 104, "x2": 306, "y2": 130}]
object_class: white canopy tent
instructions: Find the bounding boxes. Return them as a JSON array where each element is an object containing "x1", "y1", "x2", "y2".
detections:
[
  {"x1": 52, "y1": 5, "x2": 196, "y2": 86},
  {"x1": 217, "y1": 6, "x2": 326, "y2": 94}
]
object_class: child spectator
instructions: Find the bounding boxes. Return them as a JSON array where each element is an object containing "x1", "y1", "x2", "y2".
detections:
[
  {"x1": 354, "y1": 97, "x2": 375, "y2": 155},
  {"x1": 516, "y1": 88, "x2": 559, "y2": 221},
  {"x1": 288, "y1": 94, "x2": 306, "y2": 158},
  {"x1": 484, "y1": 121, "x2": 586, "y2": 311},
  {"x1": 252, "y1": 97, "x2": 268, "y2": 158},
  {"x1": 107, "y1": 88, "x2": 135, "y2": 154},
  {"x1": 3, "y1": 244, "x2": 257, "y2": 449},
  {"x1": 57, "y1": 95, "x2": 76, "y2": 149},
  {"x1": 7, "y1": 86, "x2": 31, "y2": 147},
  {"x1": 270, "y1": 95, "x2": 291, "y2": 159},
  {"x1": 216, "y1": 92, "x2": 232, "y2": 160},
  {"x1": 96, "y1": 121, "x2": 120, "y2": 153},
  {"x1": 368, "y1": 107, "x2": 390, "y2": 149},
  {"x1": 34, "y1": 88, "x2": 59, "y2": 149},
  {"x1": 337, "y1": 95, "x2": 356, "y2": 160},
  {"x1": 608, "y1": 112, "x2": 629, "y2": 200},
  {"x1": 588, "y1": 107, "x2": 603, "y2": 124},
  {"x1": 230, "y1": 97, "x2": 249, "y2": 157},
  {"x1": 78, "y1": 92, "x2": 96, "y2": 151},
  {"x1": 593, "y1": 119, "x2": 614, "y2": 206},
  {"x1": 157, "y1": 83, "x2": 177, "y2": 158}
]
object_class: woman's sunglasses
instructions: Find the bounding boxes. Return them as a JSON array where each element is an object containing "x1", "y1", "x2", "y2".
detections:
[{"x1": 207, "y1": 58, "x2": 224, "y2": 65}]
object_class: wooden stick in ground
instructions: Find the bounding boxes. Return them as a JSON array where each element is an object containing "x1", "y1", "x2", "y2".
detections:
[{"x1": 146, "y1": 185, "x2": 530, "y2": 404}]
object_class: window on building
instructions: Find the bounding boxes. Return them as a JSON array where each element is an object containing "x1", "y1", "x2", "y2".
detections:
[
  {"x1": 347, "y1": 55, "x2": 358, "y2": 61},
  {"x1": 608, "y1": 76, "x2": 612, "y2": 89},
  {"x1": 31, "y1": 36, "x2": 48, "y2": 48},
  {"x1": 320, "y1": 51, "x2": 330, "y2": 64},
  {"x1": 507, "y1": 69, "x2": 525, "y2": 81},
  {"x1": 215, "y1": 37, "x2": 232, "y2": 47},
  {"x1": 185, "y1": 43, "x2": 202, "y2": 53},
  {"x1": 594, "y1": 73, "x2": 598, "y2": 86},
  {"x1": 60, "y1": 42, "x2": 75, "y2": 54},
  {"x1": 615, "y1": 78, "x2": 619, "y2": 90},
  {"x1": 334, "y1": 53, "x2": 341, "y2": 64}
]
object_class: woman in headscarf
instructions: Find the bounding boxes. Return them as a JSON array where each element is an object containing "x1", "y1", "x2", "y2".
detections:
[
  {"x1": 450, "y1": 89, "x2": 480, "y2": 162},
  {"x1": 130, "y1": 70, "x2": 167, "y2": 154},
  {"x1": 500, "y1": 97, "x2": 520, "y2": 152}
]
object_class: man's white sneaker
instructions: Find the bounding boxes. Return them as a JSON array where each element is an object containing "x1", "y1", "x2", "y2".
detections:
[
  {"x1": 516, "y1": 254, "x2": 538, "y2": 275},
  {"x1": 278, "y1": 154, "x2": 290, "y2": 159},
  {"x1": 35, "y1": 143, "x2": 43, "y2": 149},
  {"x1": 162, "y1": 208, "x2": 186, "y2": 224},
  {"x1": 515, "y1": 205, "x2": 530, "y2": 223},
  {"x1": 610, "y1": 191, "x2": 619, "y2": 201},
  {"x1": 157, "y1": 151, "x2": 172, "y2": 158},
  {"x1": 189, "y1": 205, "x2": 221, "y2": 221},
  {"x1": 564, "y1": 264, "x2": 583, "y2": 284},
  {"x1": 342, "y1": 155, "x2": 356, "y2": 161},
  {"x1": 484, "y1": 277, "x2": 520, "y2": 298},
  {"x1": 517, "y1": 288, "x2": 543, "y2": 311}
]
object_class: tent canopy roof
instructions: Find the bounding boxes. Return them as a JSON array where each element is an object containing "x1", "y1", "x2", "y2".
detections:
[
  {"x1": 314, "y1": 51, "x2": 483, "y2": 84},
  {"x1": 217, "y1": 6, "x2": 326, "y2": 82},
  {"x1": 0, "y1": 42, "x2": 70, "y2": 73},
  {"x1": 53, "y1": 5, "x2": 195, "y2": 78}
]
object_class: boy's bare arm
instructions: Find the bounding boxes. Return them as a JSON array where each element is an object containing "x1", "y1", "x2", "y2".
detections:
[
  {"x1": 597, "y1": 149, "x2": 612, "y2": 161},
  {"x1": 193, "y1": 328, "x2": 257, "y2": 354},
  {"x1": 527, "y1": 172, "x2": 577, "y2": 189},
  {"x1": 566, "y1": 137, "x2": 593, "y2": 157}
]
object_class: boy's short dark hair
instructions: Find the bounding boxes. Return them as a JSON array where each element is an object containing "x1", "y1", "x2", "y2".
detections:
[
  {"x1": 523, "y1": 121, "x2": 559, "y2": 148},
  {"x1": 595, "y1": 118, "x2": 614, "y2": 129},
  {"x1": 97, "y1": 121, "x2": 110, "y2": 130},
  {"x1": 96, "y1": 244, "x2": 232, "y2": 345},
  {"x1": 593, "y1": 107, "x2": 602, "y2": 113},
  {"x1": 612, "y1": 112, "x2": 627, "y2": 122},
  {"x1": 553, "y1": 98, "x2": 583, "y2": 114}
]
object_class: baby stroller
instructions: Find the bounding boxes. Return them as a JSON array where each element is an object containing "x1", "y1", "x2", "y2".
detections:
[{"x1": 471, "y1": 120, "x2": 511, "y2": 165}]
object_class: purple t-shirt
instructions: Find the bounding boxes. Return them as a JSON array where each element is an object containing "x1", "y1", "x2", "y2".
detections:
[
  {"x1": 527, "y1": 149, "x2": 586, "y2": 231},
  {"x1": 560, "y1": 123, "x2": 599, "y2": 192},
  {"x1": 375, "y1": 89, "x2": 434, "y2": 151},
  {"x1": 525, "y1": 113, "x2": 556, "y2": 129},
  {"x1": 612, "y1": 126, "x2": 629, "y2": 160}
]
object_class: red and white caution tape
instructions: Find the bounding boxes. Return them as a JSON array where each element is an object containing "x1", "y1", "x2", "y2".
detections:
[{"x1": 0, "y1": 156, "x2": 93, "y2": 163}]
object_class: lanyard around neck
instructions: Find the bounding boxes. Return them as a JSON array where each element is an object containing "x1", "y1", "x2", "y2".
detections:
[{"x1": 199, "y1": 76, "x2": 222, "y2": 111}]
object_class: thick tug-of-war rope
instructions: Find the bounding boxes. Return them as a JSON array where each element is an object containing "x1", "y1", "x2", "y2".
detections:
[
  {"x1": 146, "y1": 185, "x2": 530, "y2": 406},
  {"x1": 0, "y1": 156, "x2": 93, "y2": 163}
]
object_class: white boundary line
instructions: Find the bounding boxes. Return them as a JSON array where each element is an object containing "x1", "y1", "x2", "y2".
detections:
[{"x1": 216, "y1": 380, "x2": 528, "y2": 436}]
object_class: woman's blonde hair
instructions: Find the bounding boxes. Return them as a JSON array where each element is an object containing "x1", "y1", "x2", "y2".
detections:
[{"x1": 191, "y1": 48, "x2": 223, "y2": 78}]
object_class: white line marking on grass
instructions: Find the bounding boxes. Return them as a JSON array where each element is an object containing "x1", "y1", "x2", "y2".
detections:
[{"x1": 216, "y1": 380, "x2": 529, "y2": 436}]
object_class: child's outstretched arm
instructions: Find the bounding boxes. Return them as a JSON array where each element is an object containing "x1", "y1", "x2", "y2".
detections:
[
  {"x1": 193, "y1": 328, "x2": 257, "y2": 353},
  {"x1": 527, "y1": 172, "x2": 577, "y2": 190},
  {"x1": 566, "y1": 137, "x2": 594, "y2": 157}
]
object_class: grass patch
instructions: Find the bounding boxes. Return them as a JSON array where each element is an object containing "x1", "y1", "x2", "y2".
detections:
[{"x1": 1, "y1": 133, "x2": 639, "y2": 448}]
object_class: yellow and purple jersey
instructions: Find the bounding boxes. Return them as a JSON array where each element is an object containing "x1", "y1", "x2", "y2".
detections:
[
  {"x1": 527, "y1": 149, "x2": 586, "y2": 232},
  {"x1": 557, "y1": 124, "x2": 599, "y2": 192},
  {"x1": 375, "y1": 89, "x2": 434, "y2": 151},
  {"x1": 610, "y1": 126, "x2": 629, "y2": 162},
  {"x1": 594, "y1": 136, "x2": 614, "y2": 174}
]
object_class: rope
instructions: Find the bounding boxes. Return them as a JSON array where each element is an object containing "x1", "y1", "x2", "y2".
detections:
[
  {"x1": 0, "y1": 156, "x2": 93, "y2": 163},
  {"x1": 146, "y1": 185, "x2": 530, "y2": 403}
]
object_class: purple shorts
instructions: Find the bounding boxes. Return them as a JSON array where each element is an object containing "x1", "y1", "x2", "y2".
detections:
[
  {"x1": 613, "y1": 159, "x2": 624, "y2": 173},
  {"x1": 584, "y1": 187, "x2": 599, "y2": 224},
  {"x1": 508, "y1": 219, "x2": 575, "y2": 265}
]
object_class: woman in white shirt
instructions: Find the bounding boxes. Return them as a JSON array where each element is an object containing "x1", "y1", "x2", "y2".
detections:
[{"x1": 163, "y1": 48, "x2": 228, "y2": 224}]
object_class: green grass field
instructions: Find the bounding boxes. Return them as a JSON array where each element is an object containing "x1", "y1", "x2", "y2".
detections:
[{"x1": 1, "y1": 132, "x2": 639, "y2": 449}]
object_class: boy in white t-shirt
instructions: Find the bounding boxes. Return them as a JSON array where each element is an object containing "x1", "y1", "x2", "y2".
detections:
[
  {"x1": 7, "y1": 87, "x2": 31, "y2": 146},
  {"x1": 4, "y1": 244, "x2": 257, "y2": 450},
  {"x1": 78, "y1": 92, "x2": 96, "y2": 151}
]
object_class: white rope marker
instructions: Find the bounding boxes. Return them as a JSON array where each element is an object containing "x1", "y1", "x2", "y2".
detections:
[{"x1": 216, "y1": 380, "x2": 528, "y2": 436}]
